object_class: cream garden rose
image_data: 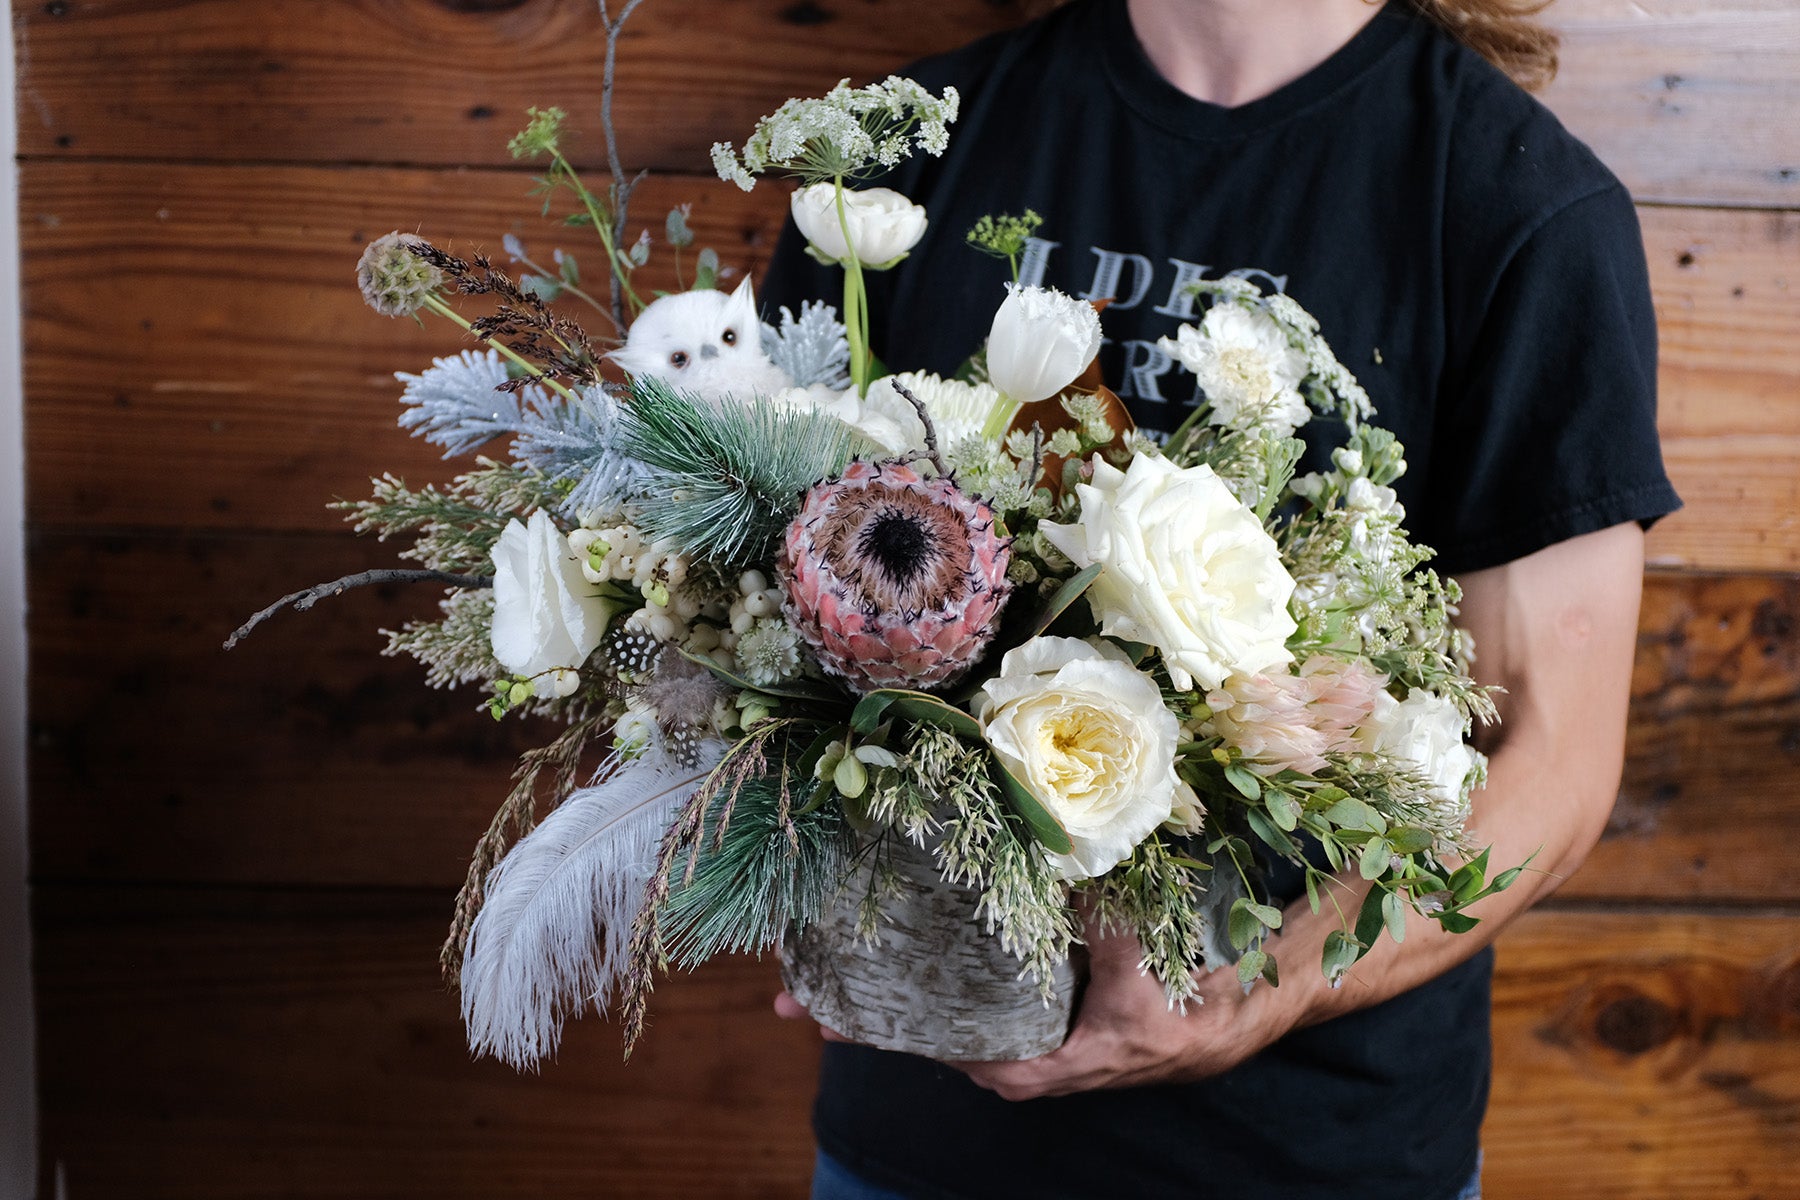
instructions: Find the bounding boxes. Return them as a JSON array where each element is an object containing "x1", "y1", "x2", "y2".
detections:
[
  {"x1": 1040, "y1": 454, "x2": 1298, "y2": 692},
  {"x1": 974, "y1": 637, "x2": 1198, "y2": 880},
  {"x1": 490, "y1": 509, "x2": 623, "y2": 680},
  {"x1": 790, "y1": 183, "x2": 928, "y2": 267}
]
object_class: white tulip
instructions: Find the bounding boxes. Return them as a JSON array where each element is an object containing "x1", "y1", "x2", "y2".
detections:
[
  {"x1": 790, "y1": 183, "x2": 928, "y2": 268},
  {"x1": 984, "y1": 285, "x2": 1103, "y2": 406},
  {"x1": 490, "y1": 510, "x2": 622, "y2": 678}
]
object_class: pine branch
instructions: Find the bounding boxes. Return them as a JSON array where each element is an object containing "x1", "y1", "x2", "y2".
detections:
[{"x1": 223, "y1": 569, "x2": 491, "y2": 650}]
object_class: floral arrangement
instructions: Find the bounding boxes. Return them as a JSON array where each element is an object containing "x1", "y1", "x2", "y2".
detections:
[{"x1": 232, "y1": 64, "x2": 1517, "y2": 1070}]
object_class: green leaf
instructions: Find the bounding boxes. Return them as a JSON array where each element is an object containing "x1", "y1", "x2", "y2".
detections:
[
  {"x1": 694, "y1": 247, "x2": 719, "y2": 289},
  {"x1": 1321, "y1": 929, "x2": 1360, "y2": 983},
  {"x1": 1245, "y1": 901, "x2": 1283, "y2": 931},
  {"x1": 557, "y1": 250, "x2": 580, "y2": 284},
  {"x1": 1236, "y1": 949, "x2": 1267, "y2": 985},
  {"x1": 1354, "y1": 885, "x2": 1386, "y2": 950},
  {"x1": 1303, "y1": 870, "x2": 1322, "y2": 914},
  {"x1": 990, "y1": 758, "x2": 1074, "y2": 855},
  {"x1": 1436, "y1": 911, "x2": 1480, "y2": 934},
  {"x1": 1450, "y1": 847, "x2": 1493, "y2": 903},
  {"x1": 1323, "y1": 796, "x2": 1385, "y2": 834},
  {"x1": 1266, "y1": 789, "x2": 1300, "y2": 832},
  {"x1": 1381, "y1": 890, "x2": 1407, "y2": 944},
  {"x1": 1224, "y1": 763, "x2": 1262, "y2": 800},
  {"x1": 1358, "y1": 836, "x2": 1391, "y2": 881},
  {"x1": 1027, "y1": 563, "x2": 1104, "y2": 639},
  {"x1": 1384, "y1": 825, "x2": 1435, "y2": 856},
  {"x1": 1244, "y1": 807, "x2": 1296, "y2": 856},
  {"x1": 850, "y1": 689, "x2": 982, "y2": 740},
  {"x1": 1228, "y1": 897, "x2": 1260, "y2": 951},
  {"x1": 1260, "y1": 953, "x2": 1280, "y2": 986}
]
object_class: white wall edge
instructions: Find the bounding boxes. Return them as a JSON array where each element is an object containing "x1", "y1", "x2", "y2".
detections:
[{"x1": 2, "y1": 0, "x2": 38, "y2": 1192}]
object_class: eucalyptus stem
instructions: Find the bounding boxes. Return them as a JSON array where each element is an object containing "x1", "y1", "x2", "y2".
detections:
[{"x1": 422, "y1": 294, "x2": 579, "y2": 402}]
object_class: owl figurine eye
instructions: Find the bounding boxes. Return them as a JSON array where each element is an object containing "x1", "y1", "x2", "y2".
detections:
[
  {"x1": 669, "y1": 351, "x2": 689, "y2": 369},
  {"x1": 721, "y1": 328, "x2": 737, "y2": 346}
]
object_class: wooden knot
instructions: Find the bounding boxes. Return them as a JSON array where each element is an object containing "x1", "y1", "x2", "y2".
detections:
[{"x1": 1592, "y1": 991, "x2": 1680, "y2": 1056}]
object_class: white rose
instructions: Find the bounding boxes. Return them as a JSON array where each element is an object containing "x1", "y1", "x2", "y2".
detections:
[
  {"x1": 975, "y1": 637, "x2": 1188, "y2": 880},
  {"x1": 790, "y1": 183, "x2": 927, "y2": 268},
  {"x1": 1157, "y1": 304, "x2": 1311, "y2": 436},
  {"x1": 1358, "y1": 687, "x2": 1483, "y2": 815},
  {"x1": 490, "y1": 509, "x2": 622, "y2": 677},
  {"x1": 1040, "y1": 454, "x2": 1297, "y2": 692},
  {"x1": 985, "y1": 285, "x2": 1103, "y2": 405}
]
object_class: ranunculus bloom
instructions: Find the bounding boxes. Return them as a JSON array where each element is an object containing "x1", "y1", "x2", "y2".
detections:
[
  {"x1": 985, "y1": 285, "x2": 1103, "y2": 404},
  {"x1": 975, "y1": 637, "x2": 1195, "y2": 880},
  {"x1": 790, "y1": 183, "x2": 927, "y2": 267},
  {"x1": 1357, "y1": 687, "x2": 1483, "y2": 816},
  {"x1": 490, "y1": 509, "x2": 621, "y2": 678},
  {"x1": 1157, "y1": 304, "x2": 1310, "y2": 436},
  {"x1": 1041, "y1": 454, "x2": 1297, "y2": 692}
]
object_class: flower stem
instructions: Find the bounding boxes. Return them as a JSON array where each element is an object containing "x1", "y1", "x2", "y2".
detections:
[
  {"x1": 423, "y1": 294, "x2": 579, "y2": 401},
  {"x1": 833, "y1": 177, "x2": 872, "y2": 395},
  {"x1": 980, "y1": 391, "x2": 1021, "y2": 443}
]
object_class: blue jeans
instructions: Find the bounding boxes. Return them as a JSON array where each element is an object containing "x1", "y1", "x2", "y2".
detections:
[{"x1": 811, "y1": 1150, "x2": 1483, "y2": 1200}]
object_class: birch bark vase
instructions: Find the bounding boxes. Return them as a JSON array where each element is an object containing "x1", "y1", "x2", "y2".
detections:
[{"x1": 778, "y1": 835, "x2": 1081, "y2": 1062}]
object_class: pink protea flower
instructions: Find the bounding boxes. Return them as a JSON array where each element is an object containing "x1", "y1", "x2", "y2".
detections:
[
  {"x1": 1205, "y1": 655, "x2": 1387, "y2": 775},
  {"x1": 781, "y1": 460, "x2": 1012, "y2": 694}
]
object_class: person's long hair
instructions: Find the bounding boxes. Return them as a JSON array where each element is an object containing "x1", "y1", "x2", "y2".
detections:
[
  {"x1": 1025, "y1": 0, "x2": 1561, "y2": 90},
  {"x1": 1404, "y1": 0, "x2": 1558, "y2": 89}
]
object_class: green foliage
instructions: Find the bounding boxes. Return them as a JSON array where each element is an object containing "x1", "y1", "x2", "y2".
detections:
[
  {"x1": 1089, "y1": 833, "x2": 1214, "y2": 1005},
  {"x1": 614, "y1": 378, "x2": 862, "y2": 567},
  {"x1": 661, "y1": 762, "x2": 851, "y2": 967},
  {"x1": 382, "y1": 588, "x2": 501, "y2": 689},
  {"x1": 335, "y1": 458, "x2": 560, "y2": 574}
]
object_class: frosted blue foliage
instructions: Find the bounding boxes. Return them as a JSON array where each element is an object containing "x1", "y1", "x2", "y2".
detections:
[
  {"x1": 512, "y1": 384, "x2": 649, "y2": 518},
  {"x1": 764, "y1": 301, "x2": 850, "y2": 389},
  {"x1": 396, "y1": 350, "x2": 547, "y2": 458}
]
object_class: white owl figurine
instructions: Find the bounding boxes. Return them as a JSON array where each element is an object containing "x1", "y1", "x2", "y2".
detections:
[{"x1": 608, "y1": 276, "x2": 793, "y2": 401}]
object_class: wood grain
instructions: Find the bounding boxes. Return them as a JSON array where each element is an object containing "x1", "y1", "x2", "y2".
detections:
[
  {"x1": 1485, "y1": 908, "x2": 1800, "y2": 1200},
  {"x1": 32, "y1": 887, "x2": 1799, "y2": 1198},
  {"x1": 1569, "y1": 572, "x2": 1800, "y2": 902},
  {"x1": 15, "y1": 1, "x2": 1797, "y2": 209},
  {"x1": 21, "y1": 163, "x2": 1800, "y2": 571},
  {"x1": 1546, "y1": 0, "x2": 1800, "y2": 208},
  {"x1": 32, "y1": 884, "x2": 822, "y2": 1200},
  {"x1": 10, "y1": 0, "x2": 1027, "y2": 171}
]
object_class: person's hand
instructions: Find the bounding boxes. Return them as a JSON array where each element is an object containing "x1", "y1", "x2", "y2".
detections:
[{"x1": 952, "y1": 915, "x2": 1298, "y2": 1101}]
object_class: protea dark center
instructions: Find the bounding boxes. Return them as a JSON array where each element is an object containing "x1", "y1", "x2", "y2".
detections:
[{"x1": 782, "y1": 460, "x2": 1012, "y2": 693}]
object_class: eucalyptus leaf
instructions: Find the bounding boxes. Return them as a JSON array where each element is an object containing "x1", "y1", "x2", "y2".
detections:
[
  {"x1": 1224, "y1": 763, "x2": 1262, "y2": 800},
  {"x1": 1227, "y1": 897, "x2": 1260, "y2": 951},
  {"x1": 990, "y1": 758, "x2": 1074, "y2": 855},
  {"x1": 1323, "y1": 795, "x2": 1385, "y2": 834},
  {"x1": 1381, "y1": 890, "x2": 1407, "y2": 943},
  {"x1": 1322, "y1": 929, "x2": 1360, "y2": 984},
  {"x1": 1266, "y1": 790, "x2": 1300, "y2": 832},
  {"x1": 1236, "y1": 949, "x2": 1267, "y2": 985},
  {"x1": 1385, "y1": 825, "x2": 1435, "y2": 855},
  {"x1": 1358, "y1": 836, "x2": 1391, "y2": 881},
  {"x1": 850, "y1": 689, "x2": 982, "y2": 740},
  {"x1": 1244, "y1": 807, "x2": 1295, "y2": 856},
  {"x1": 1354, "y1": 885, "x2": 1386, "y2": 950}
]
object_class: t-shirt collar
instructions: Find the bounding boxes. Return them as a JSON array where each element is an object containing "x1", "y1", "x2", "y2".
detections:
[{"x1": 1095, "y1": 0, "x2": 1414, "y2": 139}]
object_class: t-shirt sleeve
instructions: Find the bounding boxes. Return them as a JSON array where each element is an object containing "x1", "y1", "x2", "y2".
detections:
[{"x1": 1417, "y1": 183, "x2": 1681, "y2": 576}]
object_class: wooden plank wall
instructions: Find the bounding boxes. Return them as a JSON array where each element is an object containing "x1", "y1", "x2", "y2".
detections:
[{"x1": 15, "y1": 1, "x2": 1799, "y2": 1196}]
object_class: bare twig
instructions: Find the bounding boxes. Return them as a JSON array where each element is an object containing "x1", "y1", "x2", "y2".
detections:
[
  {"x1": 223, "y1": 569, "x2": 491, "y2": 650},
  {"x1": 891, "y1": 381, "x2": 949, "y2": 477},
  {"x1": 598, "y1": 0, "x2": 649, "y2": 328}
]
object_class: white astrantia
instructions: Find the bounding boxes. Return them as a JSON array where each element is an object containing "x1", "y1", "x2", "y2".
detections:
[
  {"x1": 490, "y1": 509, "x2": 623, "y2": 678},
  {"x1": 1040, "y1": 454, "x2": 1297, "y2": 692},
  {"x1": 985, "y1": 285, "x2": 1103, "y2": 407},
  {"x1": 790, "y1": 184, "x2": 928, "y2": 268},
  {"x1": 974, "y1": 637, "x2": 1198, "y2": 881},
  {"x1": 1357, "y1": 687, "x2": 1484, "y2": 819},
  {"x1": 1158, "y1": 304, "x2": 1311, "y2": 436}
]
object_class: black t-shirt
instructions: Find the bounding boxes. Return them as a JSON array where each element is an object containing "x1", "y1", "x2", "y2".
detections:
[{"x1": 759, "y1": 3, "x2": 1680, "y2": 1197}]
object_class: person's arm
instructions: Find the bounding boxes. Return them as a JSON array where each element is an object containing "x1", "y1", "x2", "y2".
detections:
[{"x1": 954, "y1": 519, "x2": 1646, "y2": 1100}]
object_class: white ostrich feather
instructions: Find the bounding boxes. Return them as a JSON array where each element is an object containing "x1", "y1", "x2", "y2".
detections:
[{"x1": 461, "y1": 747, "x2": 720, "y2": 1069}]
